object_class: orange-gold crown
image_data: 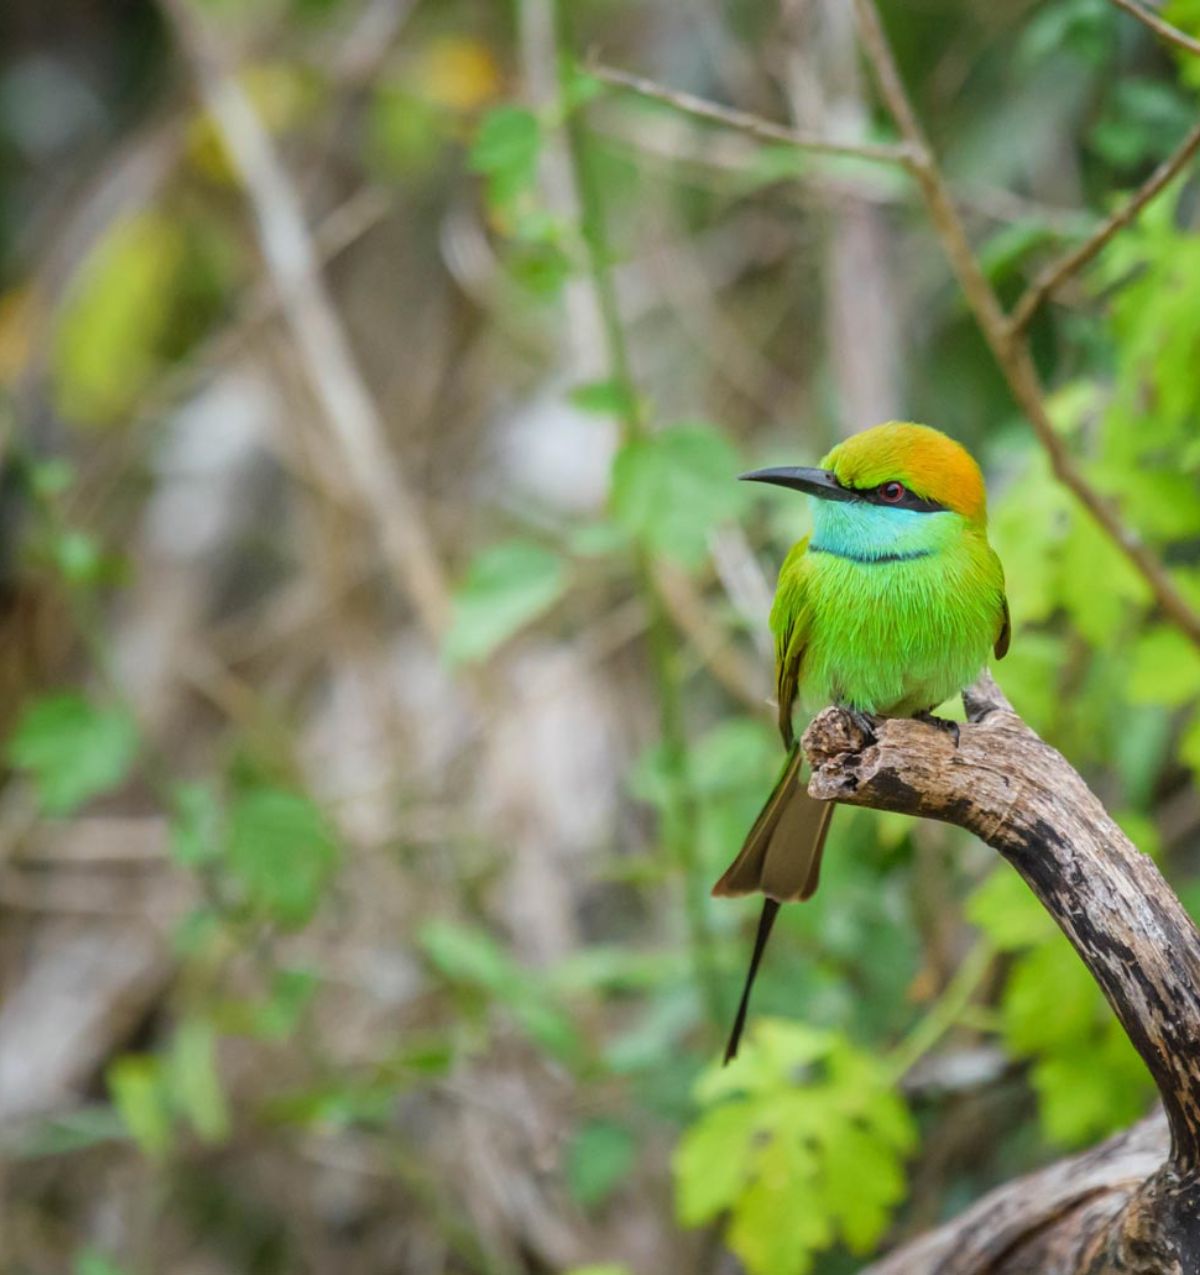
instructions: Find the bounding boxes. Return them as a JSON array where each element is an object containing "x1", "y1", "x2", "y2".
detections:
[{"x1": 823, "y1": 422, "x2": 988, "y2": 524}]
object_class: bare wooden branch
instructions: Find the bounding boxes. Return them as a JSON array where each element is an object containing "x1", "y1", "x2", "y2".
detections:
[
  {"x1": 1108, "y1": 0, "x2": 1200, "y2": 58},
  {"x1": 803, "y1": 674, "x2": 1200, "y2": 1273},
  {"x1": 850, "y1": 0, "x2": 1200, "y2": 653},
  {"x1": 865, "y1": 1112, "x2": 1170, "y2": 1274},
  {"x1": 1007, "y1": 120, "x2": 1200, "y2": 335},
  {"x1": 588, "y1": 62, "x2": 918, "y2": 167}
]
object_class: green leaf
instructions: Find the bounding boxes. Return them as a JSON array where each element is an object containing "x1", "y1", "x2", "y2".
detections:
[
  {"x1": 566, "y1": 1120, "x2": 636, "y2": 1208},
  {"x1": 1017, "y1": 0, "x2": 1112, "y2": 69},
  {"x1": 420, "y1": 920, "x2": 582, "y2": 1061},
  {"x1": 1032, "y1": 1026, "x2": 1151, "y2": 1145},
  {"x1": 1128, "y1": 625, "x2": 1200, "y2": 708},
  {"x1": 1058, "y1": 513, "x2": 1146, "y2": 645},
  {"x1": 978, "y1": 219, "x2": 1062, "y2": 284},
  {"x1": 107, "y1": 1054, "x2": 173, "y2": 1158},
  {"x1": 560, "y1": 61, "x2": 606, "y2": 113},
  {"x1": 8, "y1": 694, "x2": 138, "y2": 814},
  {"x1": 610, "y1": 422, "x2": 746, "y2": 565},
  {"x1": 689, "y1": 719, "x2": 778, "y2": 796},
  {"x1": 469, "y1": 105, "x2": 539, "y2": 175},
  {"x1": 227, "y1": 787, "x2": 338, "y2": 928},
  {"x1": 169, "y1": 782, "x2": 223, "y2": 867},
  {"x1": 420, "y1": 920, "x2": 516, "y2": 992},
  {"x1": 52, "y1": 212, "x2": 185, "y2": 426},
  {"x1": 674, "y1": 1102, "x2": 758, "y2": 1224},
  {"x1": 169, "y1": 1019, "x2": 231, "y2": 1143},
  {"x1": 726, "y1": 1136, "x2": 828, "y2": 1275},
  {"x1": 569, "y1": 377, "x2": 636, "y2": 418},
  {"x1": 675, "y1": 1020, "x2": 913, "y2": 1274},
  {"x1": 966, "y1": 869, "x2": 1054, "y2": 951},
  {"x1": 74, "y1": 1251, "x2": 130, "y2": 1275},
  {"x1": 1002, "y1": 940, "x2": 1095, "y2": 1053},
  {"x1": 508, "y1": 238, "x2": 573, "y2": 297},
  {"x1": 253, "y1": 968, "x2": 319, "y2": 1040},
  {"x1": 445, "y1": 539, "x2": 568, "y2": 664},
  {"x1": 29, "y1": 458, "x2": 75, "y2": 497},
  {"x1": 53, "y1": 530, "x2": 105, "y2": 585},
  {"x1": 469, "y1": 105, "x2": 541, "y2": 209},
  {"x1": 1089, "y1": 79, "x2": 1194, "y2": 169}
]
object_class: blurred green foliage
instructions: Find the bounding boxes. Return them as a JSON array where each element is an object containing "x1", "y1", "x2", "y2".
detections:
[
  {"x1": 4, "y1": 0, "x2": 1200, "y2": 1272},
  {"x1": 676, "y1": 1022, "x2": 915, "y2": 1274}
]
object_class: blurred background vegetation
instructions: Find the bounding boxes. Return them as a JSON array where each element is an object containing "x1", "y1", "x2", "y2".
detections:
[{"x1": 1, "y1": 0, "x2": 1200, "y2": 1272}]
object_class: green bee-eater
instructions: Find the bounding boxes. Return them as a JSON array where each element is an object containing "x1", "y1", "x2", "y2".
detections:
[{"x1": 715, "y1": 422, "x2": 1010, "y2": 1061}]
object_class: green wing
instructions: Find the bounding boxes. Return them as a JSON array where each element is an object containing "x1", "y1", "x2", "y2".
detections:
[{"x1": 769, "y1": 537, "x2": 811, "y2": 749}]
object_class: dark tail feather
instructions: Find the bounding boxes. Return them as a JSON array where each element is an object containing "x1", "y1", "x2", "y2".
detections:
[
  {"x1": 723, "y1": 898, "x2": 780, "y2": 1064},
  {"x1": 714, "y1": 748, "x2": 836, "y2": 1062}
]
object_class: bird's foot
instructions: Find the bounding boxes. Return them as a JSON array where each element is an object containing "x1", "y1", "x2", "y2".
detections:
[
  {"x1": 915, "y1": 710, "x2": 960, "y2": 747},
  {"x1": 844, "y1": 707, "x2": 879, "y2": 743}
]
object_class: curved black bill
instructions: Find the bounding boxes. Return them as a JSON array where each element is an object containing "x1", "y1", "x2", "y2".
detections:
[{"x1": 739, "y1": 466, "x2": 858, "y2": 503}]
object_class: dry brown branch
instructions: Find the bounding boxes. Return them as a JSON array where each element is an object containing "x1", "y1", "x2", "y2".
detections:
[
  {"x1": 804, "y1": 674, "x2": 1200, "y2": 1272},
  {"x1": 1108, "y1": 0, "x2": 1200, "y2": 58},
  {"x1": 865, "y1": 1112, "x2": 1171, "y2": 1274},
  {"x1": 589, "y1": 62, "x2": 918, "y2": 167},
  {"x1": 161, "y1": 0, "x2": 453, "y2": 641},
  {"x1": 850, "y1": 0, "x2": 1200, "y2": 651},
  {"x1": 1007, "y1": 120, "x2": 1200, "y2": 335}
]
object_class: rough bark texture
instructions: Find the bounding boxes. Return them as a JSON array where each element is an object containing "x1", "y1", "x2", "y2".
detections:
[{"x1": 802, "y1": 673, "x2": 1200, "y2": 1275}]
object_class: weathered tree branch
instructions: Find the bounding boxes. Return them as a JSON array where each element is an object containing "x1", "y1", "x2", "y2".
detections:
[
  {"x1": 866, "y1": 1112, "x2": 1171, "y2": 1274},
  {"x1": 803, "y1": 673, "x2": 1200, "y2": 1274}
]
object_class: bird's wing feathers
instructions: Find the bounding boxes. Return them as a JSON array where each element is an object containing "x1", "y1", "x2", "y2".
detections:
[
  {"x1": 711, "y1": 745, "x2": 833, "y2": 902},
  {"x1": 994, "y1": 594, "x2": 1011, "y2": 660},
  {"x1": 770, "y1": 537, "x2": 811, "y2": 749}
]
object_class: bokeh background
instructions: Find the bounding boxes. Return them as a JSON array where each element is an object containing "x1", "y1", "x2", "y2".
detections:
[{"x1": 2, "y1": 0, "x2": 1200, "y2": 1272}]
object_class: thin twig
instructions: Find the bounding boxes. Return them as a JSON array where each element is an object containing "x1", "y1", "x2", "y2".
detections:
[
  {"x1": 589, "y1": 61, "x2": 918, "y2": 168},
  {"x1": 851, "y1": 0, "x2": 1200, "y2": 650},
  {"x1": 1108, "y1": 0, "x2": 1200, "y2": 57},
  {"x1": 1007, "y1": 120, "x2": 1200, "y2": 335},
  {"x1": 161, "y1": 0, "x2": 453, "y2": 642}
]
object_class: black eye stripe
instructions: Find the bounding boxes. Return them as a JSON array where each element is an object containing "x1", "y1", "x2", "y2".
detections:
[{"x1": 853, "y1": 484, "x2": 948, "y2": 514}]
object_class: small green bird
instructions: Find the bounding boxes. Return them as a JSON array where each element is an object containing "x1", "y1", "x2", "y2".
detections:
[{"x1": 714, "y1": 421, "x2": 1009, "y2": 1062}]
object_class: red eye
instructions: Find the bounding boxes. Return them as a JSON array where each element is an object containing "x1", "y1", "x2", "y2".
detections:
[{"x1": 878, "y1": 481, "x2": 906, "y2": 504}]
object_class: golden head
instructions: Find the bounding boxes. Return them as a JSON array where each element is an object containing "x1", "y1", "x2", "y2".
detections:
[{"x1": 823, "y1": 422, "x2": 988, "y2": 524}]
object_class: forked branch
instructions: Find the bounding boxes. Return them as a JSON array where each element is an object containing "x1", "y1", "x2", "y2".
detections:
[
  {"x1": 849, "y1": 0, "x2": 1200, "y2": 651},
  {"x1": 591, "y1": 7, "x2": 1200, "y2": 650},
  {"x1": 803, "y1": 674, "x2": 1200, "y2": 1274}
]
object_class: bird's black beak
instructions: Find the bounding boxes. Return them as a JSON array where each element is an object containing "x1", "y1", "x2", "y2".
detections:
[{"x1": 738, "y1": 466, "x2": 858, "y2": 503}]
